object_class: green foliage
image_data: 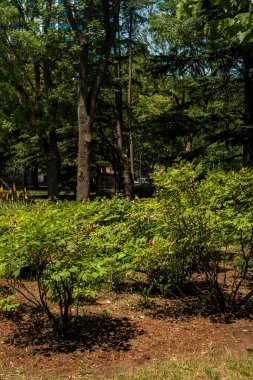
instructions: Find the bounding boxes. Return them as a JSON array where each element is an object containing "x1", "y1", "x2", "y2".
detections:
[
  {"x1": 152, "y1": 161, "x2": 253, "y2": 310},
  {"x1": 143, "y1": 162, "x2": 207, "y2": 295},
  {"x1": 0, "y1": 286, "x2": 19, "y2": 313},
  {"x1": 0, "y1": 197, "x2": 138, "y2": 336},
  {"x1": 1, "y1": 164, "x2": 253, "y2": 336},
  {"x1": 177, "y1": 0, "x2": 253, "y2": 43},
  {"x1": 0, "y1": 295, "x2": 19, "y2": 313}
]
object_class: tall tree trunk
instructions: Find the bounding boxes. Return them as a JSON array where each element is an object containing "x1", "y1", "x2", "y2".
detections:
[
  {"x1": 114, "y1": 106, "x2": 133, "y2": 198},
  {"x1": 46, "y1": 156, "x2": 59, "y2": 198},
  {"x1": 128, "y1": 3, "x2": 134, "y2": 180},
  {"x1": 43, "y1": 130, "x2": 60, "y2": 198},
  {"x1": 114, "y1": 41, "x2": 133, "y2": 198},
  {"x1": 76, "y1": 87, "x2": 92, "y2": 201},
  {"x1": 243, "y1": 48, "x2": 253, "y2": 166},
  {"x1": 63, "y1": 1, "x2": 120, "y2": 200},
  {"x1": 34, "y1": 58, "x2": 60, "y2": 198}
]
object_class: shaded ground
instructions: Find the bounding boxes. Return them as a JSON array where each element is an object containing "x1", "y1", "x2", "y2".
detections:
[{"x1": 0, "y1": 281, "x2": 253, "y2": 379}]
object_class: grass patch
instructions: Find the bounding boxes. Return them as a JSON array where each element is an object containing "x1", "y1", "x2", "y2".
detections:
[
  {"x1": 0, "y1": 355, "x2": 253, "y2": 379},
  {"x1": 107, "y1": 356, "x2": 253, "y2": 380}
]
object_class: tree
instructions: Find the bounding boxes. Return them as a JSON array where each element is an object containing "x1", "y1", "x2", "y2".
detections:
[
  {"x1": 177, "y1": 0, "x2": 253, "y2": 166},
  {"x1": 0, "y1": 1, "x2": 76, "y2": 196},
  {"x1": 62, "y1": 0, "x2": 120, "y2": 200}
]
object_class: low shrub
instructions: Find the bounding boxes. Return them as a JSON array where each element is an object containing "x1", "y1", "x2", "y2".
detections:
[
  {"x1": 1, "y1": 164, "x2": 253, "y2": 334},
  {"x1": 150, "y1": 162, "x2": 253, "y2": 311},
  {"x1": 0, "y1": 285, "x2": 19, "y2": 314},
  {"x1": 0, "y1": 197, "x2": 137, "y2": 337}
]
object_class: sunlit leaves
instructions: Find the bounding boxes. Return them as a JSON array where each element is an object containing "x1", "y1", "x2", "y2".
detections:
[{"x1": 177, "y1": 0, "x2": 253, "y2": 44}]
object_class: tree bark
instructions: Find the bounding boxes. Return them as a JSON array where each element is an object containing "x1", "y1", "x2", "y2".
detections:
[
  {"x1": 63, "y1": 1, "x2": 120, "y2": 201},
  {"x1": 39, "y1": 130, "x2": 60, "y2": 198},
  {"x1": 76, "y1": 83, "x2": 92, "y2": 201},
  {"x1": 128, "y1": 3, "x2": 134, "y2": 179},
  {"x1": 31, "y1": 165, "x2": 39, "y2": 190},
  {"x1": 46, "y1": 155, "x2": 59, "y2": 198},
  {"x1": 114, "y1": 42, "x2": 133, "y2": 198},
  {"x1": 184, "y1": 134, "x2": 193, "y2": 153},
  {"x1": 114, "y1": 105, "x2": 133, "y2": 198},
  {"x1": 35, "y1": 53, "x2": 60, "y2": 198}
]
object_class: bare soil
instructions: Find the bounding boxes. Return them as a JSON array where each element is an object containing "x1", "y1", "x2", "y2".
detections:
[{"x1": 0, "y1": 280, "x2": 253, "y2": 379}]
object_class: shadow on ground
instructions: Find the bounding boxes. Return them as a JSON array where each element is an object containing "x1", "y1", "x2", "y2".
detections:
[
  {"x1": 136, "y1": 296, "x2": 205, "y2": 321},
  {"x1": 5, "y1": 305, "x2": 144, "y2": 355},
  {"x1": 134, "y1": 286, "x2": 253, "y2": 323}
]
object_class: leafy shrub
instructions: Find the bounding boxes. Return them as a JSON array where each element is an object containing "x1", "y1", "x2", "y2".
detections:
[
  {"x1": 0, "y1": 286, "x2": 19, "y2": 314},
  {"x1": 198, "y1": 168, "x2": 253, "y2": 311},
  {"x1": 0, "y1": 197, "x2": 136, "y2": 337},
  {"x1": 151, "y1": 162, "x2": 253, "y2": 311},
  {"x1": 1, "y1": 165, "x2": 253, "y2": 333}
]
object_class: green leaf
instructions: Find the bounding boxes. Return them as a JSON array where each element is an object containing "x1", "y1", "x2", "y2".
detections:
[{"x1": 13, "y1": 269, "x2": 20, "y2": 278}]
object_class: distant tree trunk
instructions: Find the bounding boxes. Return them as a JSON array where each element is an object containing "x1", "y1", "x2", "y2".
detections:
[
  {"x1": 114, "y1": 107, "x2": 134, "y2": 197},
  {"x1": 113, "y1": 41, "x2": 133, "y2": 198},
  {"x1": 46, "y1": 156, "x2": 59, "y2": 198},
  {"x1": 23, "y1": 162, "x2": 28, "y2": 189},
  {"x1": 34, "y1": 57, "x2": 60, "y2": 198},
  {"x1": 128, "y1": 3, "x2": 134, "y2": 180},
  {"x1": 243, "y1": 48, "x2": 253, "y2": 166},
  {"x1": 184, "y1": 134, "x2": 193, "y2": 153},
  {"x1": 39, "y1": 130, "x2": 60, "y2": 198},
  {"x1": 118, "y1": 149, "x2": 134, "y2": 198},
  {"x1": 31, "y1": 165, "x2": 39, "y2": 190}
]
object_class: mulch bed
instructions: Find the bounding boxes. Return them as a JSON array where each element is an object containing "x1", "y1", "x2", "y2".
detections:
[{"x1": 0, "y1": 280, "x2": 253, "y2": 379}]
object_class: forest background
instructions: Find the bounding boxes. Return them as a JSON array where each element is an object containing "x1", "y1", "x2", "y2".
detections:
[{"x1": 1, "y1": 0, "x2": 253, "y2": 200}]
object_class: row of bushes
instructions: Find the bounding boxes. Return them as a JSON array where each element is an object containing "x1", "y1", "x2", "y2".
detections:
[{"x1": 0, "y1": 161, "x2": 253, "y2": 337}]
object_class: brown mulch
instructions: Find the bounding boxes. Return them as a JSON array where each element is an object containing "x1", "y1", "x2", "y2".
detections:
[{"x1": 0, "y1": 281, "x2": 253, "y2": 379}]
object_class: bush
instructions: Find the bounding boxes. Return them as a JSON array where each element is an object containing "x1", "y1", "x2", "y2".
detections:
[
  {"x1": 135, "y1": 162, "x2": 206, "y2": 296},
  {"x1": 151, "y1": 162, "x2": 253, "y2": 311},
  {"x1": 0, "y1": 285, "x2": 19, "y2": 314},
  {"x1": 0, "y1": 197, "x2": 135, "y2": 337},
  {"x1": 1, "y1": 165, "x2": 253, "y2": 330}
]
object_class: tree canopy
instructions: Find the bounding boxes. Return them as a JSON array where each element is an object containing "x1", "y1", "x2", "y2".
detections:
[{"x1": 0, "y1": 0, "x2": 252, "y2": 198}]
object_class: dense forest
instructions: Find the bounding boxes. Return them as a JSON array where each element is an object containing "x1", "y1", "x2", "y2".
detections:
[{"x1": 1, "y1": 0, "x2": 253, "y2": 200}]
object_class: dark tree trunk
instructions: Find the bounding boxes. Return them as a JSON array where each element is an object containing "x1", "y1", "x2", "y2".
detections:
[
  {"x1": 46, "y1": 131, "x2": 60, "y2": 198},
  {"x1": 46, "y1": 159, "x2": 59, "y2": 198},
  {"x1": 116, "y1": 147, "x2": 134, "y2": 198},
  {"x1": 23, "y1": 162, "x2": 28, "y2": 189},
  {"x1": 114, "y1": 48, "x2": 133, "y2": 198},
  {"x1": 243, "y1": 47, "x2": 253, "y2": 166},
  {"x1": 46, "y1": 155, "x2": 59, "y2": 198},
  {"x1": 31, "y1": 165, "x2": 39, "y2": 190},
  {"x1": 114, "y1": 110, "x2": 133, "y2": 198},
  {"x1": 34, "y1": 56, "x2": 60, "y2": 198},
  {"x1": 128, "y1": 4, "x2": 134, "y2": 180},
  {"x1": 39, "y1": 130, "x2": 60, "y2": 198}
]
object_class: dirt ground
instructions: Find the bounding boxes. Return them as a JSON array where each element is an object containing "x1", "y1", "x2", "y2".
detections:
[{"x1": 0, "y1": 280, "x2": 253, "y2": 379}]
